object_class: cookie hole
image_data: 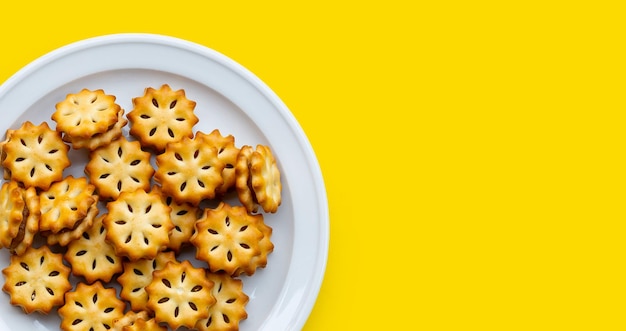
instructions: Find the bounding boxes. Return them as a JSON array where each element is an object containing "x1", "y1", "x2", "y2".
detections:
[
  {"x1": 239, "y1": 225, "x2": 248, "y2": 232},
  {"x1": 168, "y1": 171, "x2": 177, "y2": 176},
  {"x1": 181, "y1": 272, "x2": 186, "y2": 282},
  {"x1": 145, "y1": 205, "x2": 152, "y2": 213},
  {"x1": 117, "y1": 181, "x2": 122, "y2": 191},
  {"x1": 130, "y1": 160, "x2": 141, "y2": 166},
  {"x1": 240, "y1": 243, "x2": 250, "y2": 249},
  {"x1": 15, "y1": 157, "x2": 25, "y2": 162},
  {"x1": 197, "y1": 180, "x2": 205, "y2": 188},
  {"x1": 70, "y1": 207, "x2": 78, "y2": 211},
  {"x1": 20, "y1": 139, "x2": 26, "y2": 146},
  {"x1": 194, "y1": 150, "x2": 200, "y2": 159},
  {"x1": 29, "y1": 167, "x2": 35, "y2": 178},
  {"x1": 106, "y1": 256, "x2": 115, "y2": 264},
  {"x1": 206, "y1": 316, "x2": 212, "y2": 327},
  {"x1": 149, "y1": 128, "x2": 157, "y2": 136},
  {"x1": 151, "y1": 224, "x2": 162, "y2": 228},
  {"x1": 169, "y1": 100, "x2": 177, "y2": 109},
  {"x1": 174, "y1": 306, "x2": 179, "y2": 317},
  {"x1": 202, "y1": 165, "x2": 211, "y2": 170},
  {"x1": 74, "y1": 301, "x2": 83, "y2": 307},
  {"x1": 127, "y1": 204, "x2": 133, "y2": 213},
  {"x1": 225, "y1": 164, "x2": 234, "y2": 169},
  {"x1": 92, "y1": 293, "x2": 98, "y2": 303},
  {"x1": 210, "y1": 245, "x2": 218, "y2": 251},
  {"x1": 125, "y1": 235, "x2": 132, "y2": 243},
  {"x1": 117, "y1": 147, "x2": 122, "y2": 157},
  {"x1": 188, "y1": 302, "x2": 198, "y2": 311},
  {"x1": 101, "y1": 157, "x2": 110, "y2": 163},
  {"x1": 168, "y1": 128, "x2": 175, "y2": 138},
  {"x1": 175, "y1": 153, "x2": 183, "y2": 161},
  {"x1": 75, "y1": 119, "x2": 82, "y2": 126},
  {"x1": 90, "y1": 95, "x2": 97, "y2": 104},
  {"x1": 14, "y1": 281, "x2": 26, "y2": 286},
  {"x1": 104, "y1": 307, "x2": 114, "y2": 313},
  {"x1": 100, "y1": 226, "x2": 105, "y2": 234},
  {"x1": 103, "y1": 324, "x2": 110, "y2": 330},
  {"x1": 225, "y1": 216, "x2": 230, "y2": 227},
  {"x1": 46, "y1": 287, "x2": 54, "y2": 296},
  {"x1": 166, "y1": 197, "x2": 173, "y2": 205},
  {"x1": 208, "y1": 229, "x2": 218, "y2": 235},
  {"x1": 131, "y1": 177, "x2": 140, "y2": 183},
  {"x1": 82, "y1": 232, "x2": 90, "y2": 240},
  {"x1": 140, "y1": 114, "x2": 150, "y2": 119},
  {"x1": 152, "y1": 260, "x2": 157, "y2": 269},
  {"x1": 223, "y1": 314, "x2": 230, "y2": 323},
  {"x1": 180, "y1": 182, "x2": 187, "y2": 192},
  {"x1": 226, "y1": 298, "x2": 236, "y2": 304},
  {"x1": 20, "y1": 262, "x2": 29, "y2": 271},
  {"x1": 49, "y1": 271, "x2": 60, "y2": 277},
  {"x1": 47, "y1": 195, "x2": 55, "y2": 200},
  {"x1": 176, "y1": 210, "x2": 188, "y2": 216},
  {"x1": 40, "y1": 256, "x2": 45, "y2": 265},
  {"x1": 72, "y1": 319, "x2": 83, "y2": 326},
  {"x1": 158, "y1": 297, "x2": 170, "y2": 304},
  {"x1": 227, "y1": 251, "x2": 233, "y2": 262},
  {"x1": 76, "y1": 250, "x2": 87, "y2": 256},
  {"x1": 218, "y1": 283, "x2": 222, "y2": 292},
  {"x1": 152, "y1": 98, "x2": 159, "y2": 108},
  {"x1": 90, "y1": 328, "x2": 94, "y2": 331},
  {"x1": 144, "y1": 237, "x2": 149, "y2": 245},
  {"x1": 116, "y1": 220, "x2": 126, "y2": 225},
  {"x1": 31, "y1": 290, "x2": 36, "y2": 301},
  {"x1": 132, "y1": 288, "x2": 141, "y2": 293},
  {"x1": 191, "y1": 285, "x2": 202, "y2": 292},
  {"x1": 99, "y1": 173, "x2": 110, "y2": 179},
  {"x1": 176, "y1": 118, "x2": 185, "y2": 121},
  {"x1": 38, "y1": 135, "x2": 43, "y2": 144},
  {"x1": 162, "y1": 279, "x2": 171, "y2": 288},
  {"x1": 45, "y1": 164, "x2": 53, "y2": 172},
  {"x1": 48, "y1": 149, "x2": 58, "y2": 154},
  {"x1": 92, "y1": 260, "x2": 97, "y2": 270},
  {"x1": 175, "y1": 226, "x2": 182, "y2": 232},
  {"x1": 133, "y1": 268, "x2": 143, "y2": 276}
]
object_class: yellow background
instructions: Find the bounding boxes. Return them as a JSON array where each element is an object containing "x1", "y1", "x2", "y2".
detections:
[{"x1": 1, "y1": 1, "x2": 624, "y2": 330}]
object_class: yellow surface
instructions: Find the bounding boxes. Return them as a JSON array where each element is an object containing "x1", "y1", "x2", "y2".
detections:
[{"x1": 1, "y1": 1, "x2": 624, "y2": 330}]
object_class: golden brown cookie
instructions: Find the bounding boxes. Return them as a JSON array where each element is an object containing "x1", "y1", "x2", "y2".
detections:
[
  {"x1": 0, "y1": 181, "x2": 25, "y2": 249},
  {"x1": 2, "y1": 245, "x2": 72, "y2": 314},
  {"x1": 117, "y1": 251, "x2": 177, "y2": 312},
  {"x1": 236, "y1": 144, "x2": 282, "y2": 213},
  {"x1": 196, "y1": 271, "x2": 249, "y2": 331},
  {"x1": 65, "y1": 214, "x2": 123, "y2": 283},
  {"x1": 152, "y1": 185, "x2": 199, "y2": 253},
  {"x1": 154, "y1": 134, "x2": 225, "y2": 205},
  {"x1": 58, "y1": 281, "x2": 126, "y2": 331},
  {"x1": 112, "y1": 311, "x2": 151, "y2": 331},
  {"x1": 52, "y1": 88, "x2": 121, "y2": 139},
  {"x1": 197, "y1": 129, "x2": 240, "y2": 195},
  {"x1": 43, "y1": 200, "x2": 98, "y2": 247},
  {"x1": 190, "y1": 202, "x2": 264, "y2": 275},
  {"x1": 64, "y1": 108, "x2": 128, "y2": 151},
  {"x1": 128, "y1": 84, "x2": 198, "y2": 152},
  {"x1": 85, "y1": 137, "x2": 154, "y2": 200},
  {"x1": 39, "y1": 175, "x2": 97, "y2": 234},
  {"x1": 104, "y1": 189, "x2": 174, "y2": 260},
  {"x1": 0, "y1": 121, "x2": 70, "y2": 190},
  {"x1": 9, "y1": 185, "x2": 40, "y2": 256},
  {"x1": 146, "y1": 260, "x2": 215, "y2": 329}
]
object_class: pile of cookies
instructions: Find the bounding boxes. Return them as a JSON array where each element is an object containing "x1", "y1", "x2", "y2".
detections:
[{"x1": 0, "y1": 85, "x2": 282, "y2": 330}]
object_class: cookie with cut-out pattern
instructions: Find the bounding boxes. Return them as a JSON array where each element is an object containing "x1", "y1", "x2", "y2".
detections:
[
  {"x1": 236, "y1": 144, "x2": 282, "y2": 213},
  {"x1": 0, "y1": 181, "x2": 25, "y2": 249},
  {"x1": 190, "y1": 202, "x2": 264, "y2": 275},
  {"x1": 64, "y1": 108, "x2": 128, "y2": 151},
  {"x1": 65, "y1": 214, "x2": 123, "y2": 283},
  {"x1": 85, "y1": 137, "x2": 154, "y2": 200},
  {"x1": 0, "y1": 121, "x2": 70, "y2": 190},
  {"x1": 43, "y1": 200, "x2": 98, "y2": 247},
  {"x1": 2, "y1": 245, "x2": 72, "y2": 314},
  {"x1": 151, "y1": 185, "x2": 199, "y2": 252},
  {"x1": 9, "y1": 185, "x2": 40, "y2": 256},
  {"x1": 233, "y1": 217, "x2": 274, "y2": 277},
  {"x1": 197, "y1": 129, "x2": 240, "y2": 195},
  {"x1": 154, "y1": 134, "x2": 225, "y2": 206},
  {"x1": 117, "y1": 251, "x2": 177, "y2": 312},
  {"x1": 52, "y1": 88, "x2": 121, "y2": 139},
  {"x1": 103, "y1": 189, "x2": 173, "y2": 261},
  {"x1": 146, "y1": 260, "x2": 215, "y2": 329},
  {"x1": 39, "y1": 176, "x2": 97, "y2": 234},
  {"x1": 128, "y1": 84, "x2": 198, "y2": 152},
  {"x1": 196, "y1": 271, "x2": 249, "y2": 331},
  {"x1": 58, "y1": 281, "x2": 125, "y2": 331}
]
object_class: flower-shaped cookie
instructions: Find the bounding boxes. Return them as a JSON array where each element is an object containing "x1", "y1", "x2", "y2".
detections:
[
  {"x1": 64, "y1": 108, "x2": 128, "y2": 151},
  {"x1": 103, "y1": 189, "x2": 174, "y2": 260},
  {"x1": 146, "y1": 260, "x2": 215, "y2": 329},
  {"x1": 65, "y1": 214, "x2": 123, "y2": 283},
  {"x1": 197, "y1": 129, "x2": 240, "y2": 195},
  {"x1": 155, "y1": 134, "x2": 225, "y2": 205},
  {"x1": 58, "y1": 281, "x2": 126, "y2": 331},
  {"x1": 39, "y1": 175, "x2": 97, "y2": 234},
  {"x1": 0, "y1": 121, "x2": 70, "y2": 190},
  {"x1": 236, "y1": 144, "x2": 282, "y2": 213},
  {"x1": 196, "y1": 271, "x2": 249, "y2": 331},
  {"x1": 85, "y1": 137, "x2": 154, "y2": 200},
  {"x1": 52, "y1": 88, "x2": 121, "y2": 139},
  {"x1": 128, "y1": 84, "x2": 198, "y2": 152},
  {"x1": 152, "y1": 185, "x2": 199, "y2": 252},
  {"x1": 2, "y1": 245, "x2": 72, "y2": 314},
  {"x1": 190, "y1": 202, "x2": 264, "y2": 275}
]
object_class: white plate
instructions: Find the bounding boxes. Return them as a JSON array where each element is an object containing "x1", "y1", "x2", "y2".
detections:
[{"x1": 0, "y1": 34, "x2": 328, "y2": 331}]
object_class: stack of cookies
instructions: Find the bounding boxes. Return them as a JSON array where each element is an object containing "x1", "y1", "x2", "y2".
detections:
[{"x1": 0, "y1": 84, "x2": 283, "y2": 331}]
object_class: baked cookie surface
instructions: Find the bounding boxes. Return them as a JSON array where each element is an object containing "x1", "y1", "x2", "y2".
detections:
[
  {"x1": 58, "y1": 281, "x2": 125, "y2": 331},
  {"x1": 52, "y1": 88, "x2": 121, "y2": 139}
]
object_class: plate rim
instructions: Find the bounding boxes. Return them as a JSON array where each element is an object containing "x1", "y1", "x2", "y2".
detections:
[{"x1": 0, "y1": 33, "x2": 329, "y2": 331}]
